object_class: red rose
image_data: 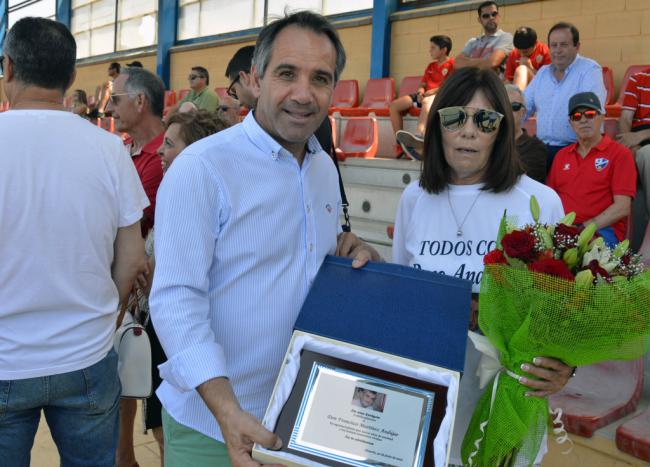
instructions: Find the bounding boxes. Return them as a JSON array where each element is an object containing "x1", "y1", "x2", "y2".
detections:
[
  {"x1": 501, "y1": 230, "x2": 537, "y2": 261},
  {"x1": 584, "y1": 259, "x2": 611, "y2": 281},
  {"x1": 555, "y1": 223, "x2": 581, "y2": 237},
  {"x1": 483, "y1": 249, "x2": 507, "y2": 265},
  {"x1": 528, "y1": 258, "x2": 575, "y2": 281},
  {"x1": 553, "y1": 223, "x2": 580, "y2": 249}
]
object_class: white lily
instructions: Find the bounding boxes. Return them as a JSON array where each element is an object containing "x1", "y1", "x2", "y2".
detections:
[{"x1": 582, "y1": 242, "x2": 619, "y2": 272}]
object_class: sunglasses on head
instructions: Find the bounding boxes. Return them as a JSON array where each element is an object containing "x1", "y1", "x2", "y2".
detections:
[
  {"x1": 438, "y1": 106, "x2": 504, "y2": 134},
  {"x1": 511, "y1": 102, "x2": 525, "y2": 112},
  {"x1": 569, "y1": 109, "x2": 599, "y2": 122},
  {"x1": 481, "y1": 11, "x2": 498, "y2": 19}
]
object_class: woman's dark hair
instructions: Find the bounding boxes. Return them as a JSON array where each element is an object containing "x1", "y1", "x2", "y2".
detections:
[
  {"x1": 73, "y1": 89, "x2": 88, "y2": 105},
  {"x1": 420, "y1": 67, "x2": 522, "y2": 194},
  {"x1": 165, "y1": 110, "x2": 229, "y2": 146}
]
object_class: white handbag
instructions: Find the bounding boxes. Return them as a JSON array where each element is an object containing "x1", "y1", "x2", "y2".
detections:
[{"x1": 114, "y1": 303, "x2": 153, "y2": 399}]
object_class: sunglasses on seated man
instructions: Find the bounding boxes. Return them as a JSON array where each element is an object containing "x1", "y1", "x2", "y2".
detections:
[
  {"x1": 569, "y1": 109, "x2": 600, "y2": 122},
  {"x1": 188, "y1": 74, "x2": 204, "y2": 81},
  {"x1": 481, "y1": 11, "x2": 498, "y2": 19},
  {"x1": 438, "y1": 106, "x2": 504, "y2": 134}
]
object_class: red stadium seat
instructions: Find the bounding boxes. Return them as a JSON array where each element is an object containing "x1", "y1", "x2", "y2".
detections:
[
  {"x1": 177, "y1": 88, "x2": 190, "y2": 101},
  {"x1": 214, "y1": 87, "x2": 228, "y2": 100},
  {"x1": 339, "y1": 78, "x2": 395, "y2": 117},
  {"x1": 398, "y1": 76, "x2": 422, "y2": 97},
  {"x1": 329, "y1": 80, "x2": 360, "y2": 114},
  {"x1": 602, "y1": 67, "x2": 615, "y2": 105},
  {"x1": 548, "y1": 359, "x2": 644, "y2": 437},
  {"x1": 335, "y1": 117, "x2": 378, "y2": 161},
  {"x1": 616, "y1": 406, "x2": 650, "y2": 462},
  {"x1": 96, "y1": 117, "x2": 115, "y2": 133},
  {"x1": 164, "y1": 90, "x2": 177, "y2": 107},
  {"x1": 605, "y1": 64, "x2": 649, "y2": 117},
  {"x1": 603, "y1": 117, "x2": 618, "y2": 138},
  {"x1": 0, "y1": 101, "x2": 9, "y2": 112}
]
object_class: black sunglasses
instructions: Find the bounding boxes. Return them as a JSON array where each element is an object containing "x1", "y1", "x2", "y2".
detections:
[
  {"x1": 227, "y1": 75, "x2": 240, "y2": 100},
  {"x1": 511, "y1": 102, "x2": 525, "y2": 111},
  {"x1": 481, "y1": 11, "x2": 498, "y2": 19}
]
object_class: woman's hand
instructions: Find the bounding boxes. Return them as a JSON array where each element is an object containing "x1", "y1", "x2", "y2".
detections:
[{"x1": 518, "y1": 357, "x2": 574, "y2": 398}]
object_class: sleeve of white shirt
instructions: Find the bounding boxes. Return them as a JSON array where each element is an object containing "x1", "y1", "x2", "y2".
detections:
[
  {"x1": 149, "y1": 153, "x2": 229, "y2": 392},
  {"x1": 524, "y1": 73, "x2": 538, "y2": 120},
  {"x1": 115, "y1": 142, "x2": 149, "y2": 227},
  {"x1": 392, "y1": 182, "x2": 419, "y2": 265},
  {"x1": 582, "y1": 63, "x2": 607, "y2": 113}
]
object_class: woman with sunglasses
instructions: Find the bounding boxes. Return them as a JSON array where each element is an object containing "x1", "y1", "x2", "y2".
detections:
[{"x1": 392, "y1": 67, "x2": 574, "y2": 466}]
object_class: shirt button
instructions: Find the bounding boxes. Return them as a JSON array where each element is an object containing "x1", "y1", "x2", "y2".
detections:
[
  {"x1": 309, "y1": 243, "x2": 313, "y2": 252},
  {"x1": 306, "y1": 205, "x2": 311, "y2": 213}
]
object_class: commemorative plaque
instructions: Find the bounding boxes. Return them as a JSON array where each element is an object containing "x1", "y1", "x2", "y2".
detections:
[{"x1": 273, "y1": 350, "x2": 448, "y2": 467}]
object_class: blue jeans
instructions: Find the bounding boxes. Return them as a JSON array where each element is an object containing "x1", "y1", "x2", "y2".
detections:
[{"x1": 0, "y1": 349, "x2": 121, "y2": 467}]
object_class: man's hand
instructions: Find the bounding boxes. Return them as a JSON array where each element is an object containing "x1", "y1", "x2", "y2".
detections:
[
  {"x1": 218, "y1": 405, "x2": 284, "y2": 467},
  {"x1": 616, "y1": 131, "x2": 643, "y2": 150},
  {"x1": 518, "y1": 357, "x2": 574, "y2": 398},
  {"x1": 197, "y1": 378, "x2": 284, "y2": 467},
  {"x1": 416, "y1": 91, "x2": 424, "y2": 104},
  {"x1": 336, "y1": 232, "x2": 382, "y2": 268}
]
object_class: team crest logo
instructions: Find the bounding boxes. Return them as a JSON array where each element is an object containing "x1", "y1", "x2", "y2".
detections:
[
  {"x1": 595, "y1": 158, "x2": 609, "y2": 171},
  {"x1": 326, "y1": 204, "x2": 332, "y2": 213},
  {"x1": 536, "y1": 55, "x2": 543, "y2": 63},
  {"x1": 563, "y1": 163, "x2": 571, "y2": 171},
  {"x1": 442, "y1": 68, "x2": 449, "y2": 76}
]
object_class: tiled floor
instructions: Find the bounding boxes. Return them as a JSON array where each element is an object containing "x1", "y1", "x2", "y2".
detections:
[{"x1": 31, "y1": 404, "x2": 161, "y2": 467}]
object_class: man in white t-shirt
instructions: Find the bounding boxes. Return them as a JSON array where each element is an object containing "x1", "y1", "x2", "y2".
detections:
[{"x1": 0, "y1": 18, "x2": 148, "y2": 467}]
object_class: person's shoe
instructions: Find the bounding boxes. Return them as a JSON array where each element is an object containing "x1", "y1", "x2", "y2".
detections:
[
  {"x1": 394, "y1": 143, "x2": 405, "y2": 159},
  {"x1": 396, "y1": 130, "x2": 424, "y2": 161}
]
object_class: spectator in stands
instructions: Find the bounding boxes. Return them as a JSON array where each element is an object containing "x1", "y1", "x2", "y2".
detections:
[
  {"x1": 617, "y1": 67, "x2": 650, "y2": 217},
  {"x1": 454, "y1": 1, "x2": 513, "y2": 75},
  {"x1": 105, "y1": 66, "x2": 165, "y2": 467},
  {"x1": 91, "y1": 61, "x2": 121, "y2": 118},
  {"x1": 524, "y1": 22, "x2": 606, "y2": 171},
  {"x1": 126, "y1": 60, "x2": 143, "y2": 68},
  {"x1": 506, "y1": 84, "x2": 547, "y2": 183},
  {"x1": 167, "y1": 66, "x2": 220, "y2": 118},
  {"x1": 70, "y1": 89, "x2": 90, "y2": 119},
  {"x1": 505, "y1": 26, "x2": 551, "y2": 91},
  {"x1": 150, "y1": 12, "x2": 379, "y2": 467},
  {"x1": 217, "y1": 94, "x2": 242, "y2": 126},
  {"x1": 225, "y1": 45, "x2": 256, "y2": 109},
  {"x1": 0, "y1": 18, "x2": 147, "y2": 466},
  {"x1": 547, "y1": 92, "x2": 636, "y2": 247},
  {"x1": 390, "y1": 35, "x2": 454, "y2": 159}
]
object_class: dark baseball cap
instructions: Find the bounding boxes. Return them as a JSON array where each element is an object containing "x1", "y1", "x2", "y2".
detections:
[{"x1": 568, "y1": 92, "x2": 602, "y2": 114}]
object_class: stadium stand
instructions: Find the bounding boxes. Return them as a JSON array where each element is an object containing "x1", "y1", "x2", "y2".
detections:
[
  {"x1": 338, "y1": 78, "x2": 394, "y2": 117},
  {"x1": 329, "y1": 79, "x2": 360, "y2": 114},
  {"x1": 334, "y1": 117, "x2": 378, "y2": 161},
  {"x1": 606, "y1": 65, "x2": 649, "y2": 117}
]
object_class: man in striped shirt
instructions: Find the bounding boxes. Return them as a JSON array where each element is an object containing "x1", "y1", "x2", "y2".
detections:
[
  {"x1": 150, "y1": 11, "x2": 379, "y2": 467},
  {"x1": 617, "y1": 68, "x2": 650, "y2": 216}
]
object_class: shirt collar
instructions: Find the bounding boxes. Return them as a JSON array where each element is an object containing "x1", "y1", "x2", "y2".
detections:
[
  {"x1": 569, "y1": 134, "x2": 611, "y2": 157},
  {"x1": 126, "y1": 132, "x2": 164, "y2": 158},
  {"x1": 242, "y1": 111, "x2": 324, "y2": 161},
  {"x1": 550, "y1": 54, "x2": 581, "y2": 75}
]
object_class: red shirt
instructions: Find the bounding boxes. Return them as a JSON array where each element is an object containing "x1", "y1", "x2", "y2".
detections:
[
  {"x1": 504, "y1": 41, "x2": 551, "y2": 82},
  {"x1": 622, "y1": 68, "x2": 650, "y2": 129},
  {"x1": 124, "y1": 133, "x2": 164, "y2": 237},
  {"x1": 547, "y1": 135, "x2": 636, "y2": 241},
  {"x1": 421, "y1": 58, "x2": 455, "y2": 92}
]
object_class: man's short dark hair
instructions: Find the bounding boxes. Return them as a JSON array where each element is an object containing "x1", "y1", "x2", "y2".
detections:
[
  {"x1": 430, "y1": 35, "x2": 452, "y2": 55},
  {"x1": 548, "y1": 22, "x2": 580, "y2": 46},
  {"x1": 252, "y1": 11, "x2": 346, "y2": 83},
  {"x1": 4, "y1": 17, "x2": 76, "y2": 92},
  {"x1": 122, "y1": 67, "x2": 165, "y2": 118},
  {"x1": 109, "y1": 62, "x2": 121, "y2": 73},
  {"x1": 225, "y1": 45, "x2": 255, "y2": 82},
  {"x1": 477, "y1": 1, "x2": 498, "y2": 15},
  {"x1": 126, "y1": 61, "x2": 143, "y2": 68},
  {"x1": 420, "y1": 67, "x2": 522, "y2": 194},
  {"x1": 192, "y1": 66, "x2": 210, "y2": 85},
  {"x1": 513, "y1": 27, "x2": 537, "y2": 50}
]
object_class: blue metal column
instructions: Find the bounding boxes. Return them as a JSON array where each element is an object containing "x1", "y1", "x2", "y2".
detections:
[
  {"x1": 157, "y1": 0, "x2": 178, "y2": 89},
  {"x1": 56, "y1": 0, "x2": 71, "y2": 28},
  {"x1": 369, "y1": 0, "x2": 397, "y2": 78},
  {"x1": 0, "y1": 0, "x2": 7, "y2": 56}
]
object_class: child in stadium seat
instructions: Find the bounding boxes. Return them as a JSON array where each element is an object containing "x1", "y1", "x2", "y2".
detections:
[
  {"x1": 389, "y1": 35, "x2": 454, "y2": 159},
  {"x1": 505, "y1": 26, "x2": 551, "y2": 92}
]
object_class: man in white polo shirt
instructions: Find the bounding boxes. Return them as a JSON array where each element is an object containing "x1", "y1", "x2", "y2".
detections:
[{"x1": 0, "y1": 18, "x2": 148, "y2": 467}]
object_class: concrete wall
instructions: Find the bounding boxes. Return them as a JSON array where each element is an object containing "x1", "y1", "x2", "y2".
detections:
[{"x1": 391, "y1": 0, "x2": 650, "y2": 92}]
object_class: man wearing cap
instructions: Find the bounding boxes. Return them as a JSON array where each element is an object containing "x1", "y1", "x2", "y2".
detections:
[{"x1": 547, "y1": 92, "x2": 636, "y2": 247}]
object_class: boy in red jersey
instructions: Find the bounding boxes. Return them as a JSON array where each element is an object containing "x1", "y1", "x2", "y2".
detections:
[
  {"x1": 390, "y1": 35, "x2": 454, "y2": 158},
  {"x1": 505, "y1": 26, "x2": 551, "y2": 91}
]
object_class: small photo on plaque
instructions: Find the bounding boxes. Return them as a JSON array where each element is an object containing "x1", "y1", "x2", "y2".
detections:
[
  {"x1": 273, "y1": 350, "x2": 448, "y2": 467},
  {"x1": 351, "y1": 387, "x2": 386, "y2": 413}
]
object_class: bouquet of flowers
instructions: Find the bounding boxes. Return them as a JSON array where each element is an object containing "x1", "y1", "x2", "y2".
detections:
[{"x1": 461, "y1": 197, "x2": 650, "y2": 467}]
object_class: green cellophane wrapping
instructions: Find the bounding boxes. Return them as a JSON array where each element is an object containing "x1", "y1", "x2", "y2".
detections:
[{"x1": 461, "y1": 265, "x2": 650, "y2": 467}]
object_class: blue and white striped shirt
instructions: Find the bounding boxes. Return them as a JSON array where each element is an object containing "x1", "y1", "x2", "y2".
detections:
[
  {"x1": 524, "y1": 54, "x2": 606, "y2": 146},
  {"x1": 149, "y1": 112, "x2": 341, "y2": 441}
]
